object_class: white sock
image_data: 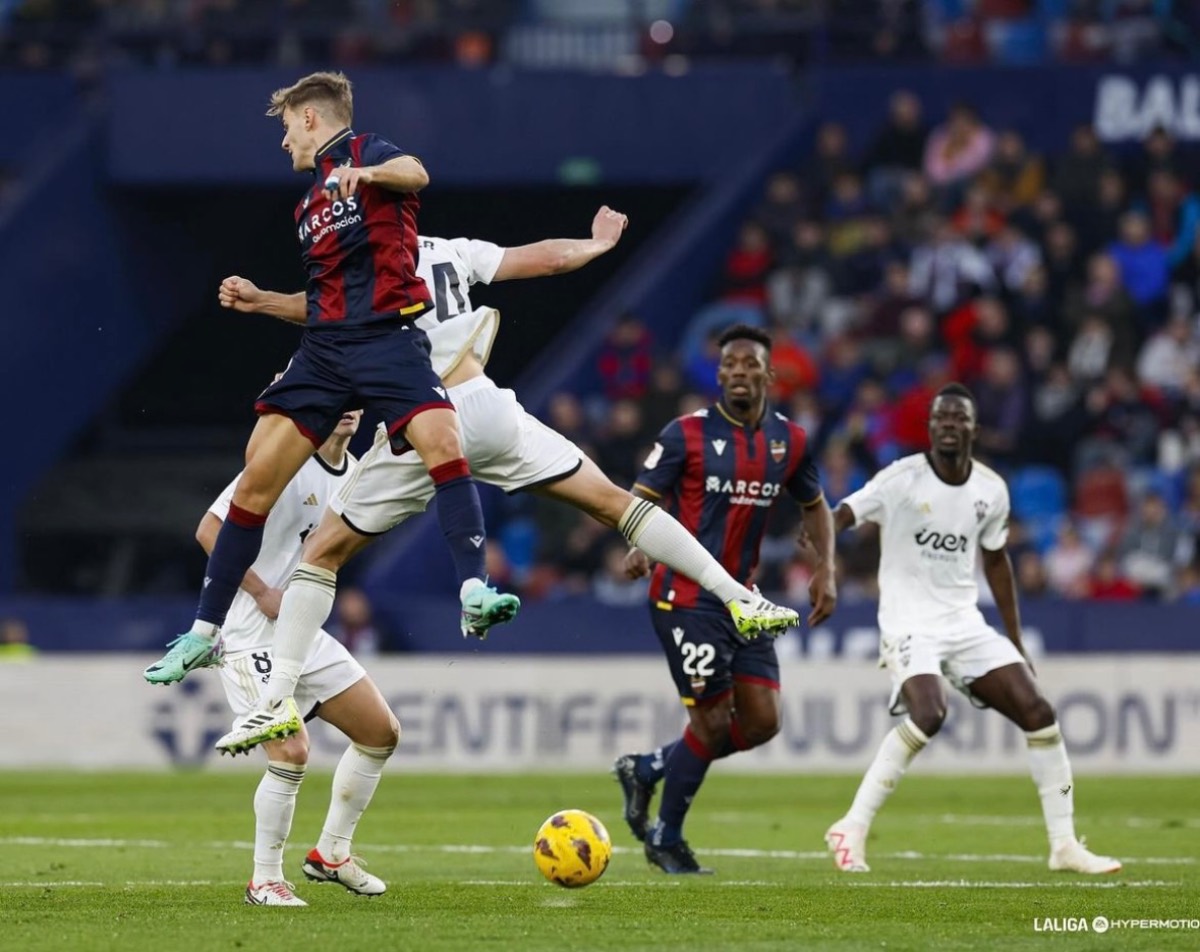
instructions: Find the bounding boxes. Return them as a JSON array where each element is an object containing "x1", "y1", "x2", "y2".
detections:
[
  {"x1": 845, "y1": 718, "x2": 929, "y2": 828},
  {"x1": 316, "y1": 743, "x2": 394, "y2": 864},
  {"x1": 264, "y1": 563, "x2": 337, "y2": 706},
  {"x1": 1026, "y1": 723, "x2": 1077, "y2": 848},
  {"x1": 618, "y1": 499, "x2": 749, "y2": 604},
  {"x1": 459, "y1": 577, "x2": 486, "y2": 601},
  {"x1": 190, "y1": 622, "x2": 218, "y2": 638},
  {"x1": 252, "y1": 760, "x2": 306, "y2": 884}
]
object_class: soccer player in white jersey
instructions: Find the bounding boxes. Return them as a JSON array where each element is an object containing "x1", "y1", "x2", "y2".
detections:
[
  {"x1": 207, "y1": 206, "x2": 802, "y2": 754},
  {"x1": 823, "y1": 384, "x2": 1121, "y2": 875},
  {"x1": 202, "y1": 409, "x2": 401, "y2": 905}
]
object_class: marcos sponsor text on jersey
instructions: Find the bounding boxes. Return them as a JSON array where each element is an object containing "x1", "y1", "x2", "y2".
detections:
[
  {"x1": 634, "y1": 403, "x2": 822, "y2": 612},
  {"x1": 297, "y1": 128, "x2": 431, "y2": 327}
]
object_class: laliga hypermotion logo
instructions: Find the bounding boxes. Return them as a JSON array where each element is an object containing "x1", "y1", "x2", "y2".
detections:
[{"x1": 151, "y1": 678, "x2": 228, "y2": 766}]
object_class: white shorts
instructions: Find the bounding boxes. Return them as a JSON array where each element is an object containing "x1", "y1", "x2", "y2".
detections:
[
  {"x1": 879, "y1": 624, "x2": 1026, "y2": 715},
  {"x1": 333, "y1": 375, "x2": 584, "y2": 536},
  {"x1": 219, "y1": 630, "x2": 366, "y2": 725}
]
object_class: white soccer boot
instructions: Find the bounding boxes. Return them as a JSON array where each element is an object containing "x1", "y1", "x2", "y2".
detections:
[
  {"x1": 216, "y1": 697, "x2": 302, "y2": 756},
  {"x1": 727, "y1": 591, "x2": 800, "y2": 637},
  {"x1": 302, "y1": 848, "x2": 386, "y2": 896},
  {"x1": 825, "y1": 820, "x2": 871, "y2": 872},
  {"x1": 244, "y1": 880, "x2": 308, "y2": 906},
  {"x1": 1048, "y1": 838, "x2": 1122, "y2": 874}
]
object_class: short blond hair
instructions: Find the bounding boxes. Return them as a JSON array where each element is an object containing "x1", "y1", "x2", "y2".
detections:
[{"x1": 267, "y1": 71, "x2": 353, "y2": 125}]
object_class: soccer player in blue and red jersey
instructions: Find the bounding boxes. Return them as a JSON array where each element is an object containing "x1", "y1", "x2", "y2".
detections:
[
  {"x1": 145, "y1": 73, "x2": 518, "y2": 737},
  {"x1": 614, "y1": 323, "x2": 838, "y2": 874}
]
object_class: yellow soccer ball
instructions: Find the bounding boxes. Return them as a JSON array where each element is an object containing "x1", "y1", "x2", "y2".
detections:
[{"x1": 533, "y1": 809, "x2": 612, "y2": 888}]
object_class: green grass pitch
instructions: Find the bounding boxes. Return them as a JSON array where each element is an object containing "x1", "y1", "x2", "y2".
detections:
[{"x1": 1, "y1": 772, "x2": 1195, "y2": 951}]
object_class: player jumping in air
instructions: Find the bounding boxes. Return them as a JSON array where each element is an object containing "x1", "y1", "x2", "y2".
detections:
[
  {"x1": 201, "y1": 409, "x2": 398, "y2": 906},
  {"x1": 204, "y1": 210, "x2": 803, "y2": 755},
  {"x1": 823, "y1": 384, "x2": 1121, "y2": 875},
  {"x1": 614, "y1": 323, "x2": 837, "y2": 874},
  {"x1": 145, "y1": 72, "x2": 518, "y2": 700}
]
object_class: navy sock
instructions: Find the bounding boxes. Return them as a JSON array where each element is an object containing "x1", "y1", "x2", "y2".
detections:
[
  {"x1": 635, "y1": 742, "x2": 677, "y2": 786},
  {"x1": 652, "y1": 728, "x2": 713, "y2": 846},
  {"x1": 196, "y1": 502, "x2": 267, "y2": 627},
  {"x1": 430, "y1": 458, "x2": 487, "y2": 584}
]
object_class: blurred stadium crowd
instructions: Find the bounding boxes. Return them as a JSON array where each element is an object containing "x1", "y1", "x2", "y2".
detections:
[
  {"x1": 3, "y1": 0, "x2": 1199, "y2": 72},
  {"x1": 493, "y1": 96, "x2": 1200, "y2": 608},
  {"x1": 6, "y1": 1, "x2": 1200, "y2": 619}
]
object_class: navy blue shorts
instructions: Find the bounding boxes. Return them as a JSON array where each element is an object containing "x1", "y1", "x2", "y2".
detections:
[
  {"x1": 255, "y1": 322, "x2": 452, "y2": 450},
  {"x1": 650, "y1": 605, "x2": 780, "y2": 706}
]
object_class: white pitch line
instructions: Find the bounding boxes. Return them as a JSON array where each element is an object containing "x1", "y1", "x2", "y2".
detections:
[
  {"x1": 937, "y1": 814, "x2": 1200, "y2": 830},
  {"x1": 0, "y1": 878, "x2": 1183, "y2": 890},
  {"x1": 1, "y1": 881, "x2": 242, "y2": 888},
  {"x1": 844, "y1": 880, "x2": 1178, "y2": 889},
  {"x1": 0, "y1": 837, "x2": 169, "y2": 848},
  {"x1": 2, "y1": 837, "x2": 1194, "y2": 866}
]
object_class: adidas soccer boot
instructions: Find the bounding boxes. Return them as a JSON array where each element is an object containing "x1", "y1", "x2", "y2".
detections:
[
  {"x1": 644, "y1": 836, "x2": 713, "y2": 875},
  {"x1": 612, "y1": 755, "x2": 656, "y2": 842},
  {"x1": 216, "y1": 696, "x2": 302, "y2": 755},
  {"x1": 460, "y1": 582, "x2": 521, "y2": 639},
  {"x1": 1048, "y1": 838, "x2": 1122, "y2": 874},
  {"x1": 302, "y1": 849, "x2": 386, "y2": 896},
  {"x1": 143, "y1": 632, "x2": 225, "y2": 684},
  {"x1": 825, "y1": 820, "x2": 870, "y2": 872},
  {"x1": 726, "y1": 593, "x2": 799, "y2": 637},
  {"x1": 244, "y1": 880, "x2": 307, "y2": 906}
]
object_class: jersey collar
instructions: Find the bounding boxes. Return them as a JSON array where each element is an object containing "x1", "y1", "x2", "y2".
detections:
[
  {"x1": 313, "y1": 451, "x2": 349, "y2": 476},
  {"x1": 312, "y1": 127, "x2": 354, "y2": 176},
  {"x1": 923, "y1": 452, "x2": 973, "y2": 486},
  {"x1": 715, "y1": 399, "x2": 766, "y2": 430}
]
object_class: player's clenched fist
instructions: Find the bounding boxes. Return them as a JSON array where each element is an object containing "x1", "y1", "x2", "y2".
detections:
[
  {"x1": 218, "y1": 275, "x2": 264, "y2": 312},
  {"x1": 592, "y1": 205, "x2": 628, "y2": 247}
]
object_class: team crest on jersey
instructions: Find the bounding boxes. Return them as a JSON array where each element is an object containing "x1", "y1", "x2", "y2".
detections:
[
  {"x1": 975, "y1": 499, "x2": 988, "y2": 524},
  {"x1": 770, "y1": 439, "x2": 787, "y2": 463}
]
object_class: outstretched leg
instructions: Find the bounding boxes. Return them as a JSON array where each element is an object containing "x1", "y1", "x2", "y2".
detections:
[
  {"x1": 145, "y1": 414, "x2": 316, "y2": 685},
  {"x1": 538, "y1": 457, "x2": 798, "y2": 634}
]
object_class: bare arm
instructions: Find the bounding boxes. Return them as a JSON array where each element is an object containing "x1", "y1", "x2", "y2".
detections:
[
  {"x1": 833, "y1": 502, "x2": 857, "y2": 533},
  {"x1": 324, "y1": 155, "x2": 428, "y2": 200},
  {"x1": 196, "y1": 512, "x2": 283, "y2": 619},
  {"x1": 982, "y1": 546, "x2": 1028, "y2": 663},
  {"x1": 218, "y1": 276, "x2": 306, "y2": 324},
  {"x1": 493, "y1": 206, "x2": 628, "y2": 281},
  {"x1": 801, "y1": 496, "x2": 838, "y2": 626}
]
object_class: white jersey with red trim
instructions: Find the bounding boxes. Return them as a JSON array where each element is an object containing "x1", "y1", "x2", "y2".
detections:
[{"x1": 412, "y1": 235, "x2": 505, "y2": 377}]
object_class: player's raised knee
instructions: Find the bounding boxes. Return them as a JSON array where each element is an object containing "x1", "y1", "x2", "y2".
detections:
[{"x1": 268, "y1": 733, "x2": 310, "y2": 765}]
